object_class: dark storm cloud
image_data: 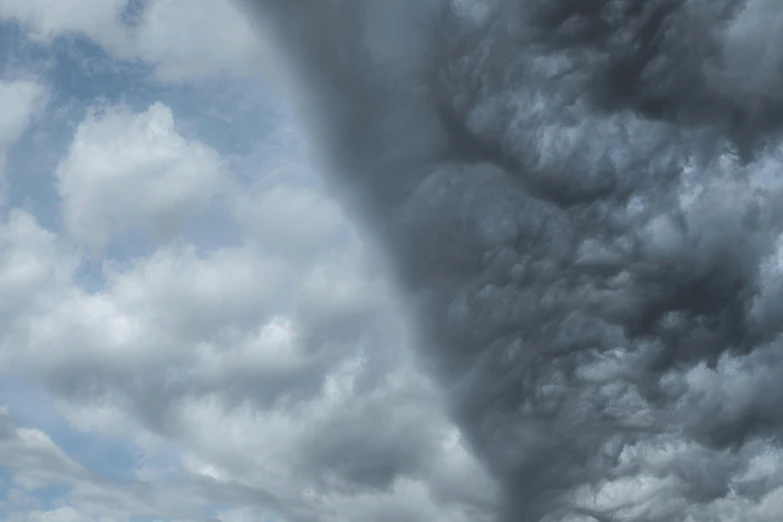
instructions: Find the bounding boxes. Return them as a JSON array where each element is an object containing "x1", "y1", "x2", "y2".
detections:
[{"x1": 238, "y1": 0, "x2": 783, "y2": 520}]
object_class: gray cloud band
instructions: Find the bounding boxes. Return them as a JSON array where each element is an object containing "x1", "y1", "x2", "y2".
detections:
[{"x1": 238, "y1": 0, "x2": 783, "y2": 520}]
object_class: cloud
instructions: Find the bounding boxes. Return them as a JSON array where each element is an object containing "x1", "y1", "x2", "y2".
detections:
[
  {"x1": 236, "y1": 0, "x2": 783, "y2": 520},
  {"x1": 0, "y1": 99, "x2": 494, "y2": 520},
  {"x1": 0, "y1": 223, "x2": 495, "y2": 520},
  {"x1": 0, "y1": 210, "x2": 77, "y2": 338},
  {"x1": 0, "y1": 407, "x2": 165, "y2": 522},
  {"x1": 0, "y1": 79, "x2": 47, "y2": 201},
  {"x1": 233, "y1": 182, "x2": 346, "y2": 259},
  {"x1": 0, "y1": 79, "x2": 47, "y2": 152},
  {"x1": 0, "y1": 3, "x2": 508, "y2": 520},
  {"x1": 0, "y1": 0, "x2": 129, "y2": 48},
  {"x1": 133, "y1": 0, "x2": 265, "y2": 83},
  {"x1": 55, "y1": 102, "x2": 225, "y2": 249},
  {"x1": 10, "y1": 507, "x2": 83, "y2": 522},
  {"x1": 0, "y1": 408, "x2": 86, "y2": 490},
  {"x1": 0, "y1": 0, "x2": 265, "y2": 83}
]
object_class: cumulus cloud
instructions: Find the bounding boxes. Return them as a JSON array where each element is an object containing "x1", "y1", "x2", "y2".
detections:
[
  {"x1": 236, "y1": 0, "x2": 783, "y2": 520},
  {"x1": 0, "y1": 0, "x2": 129, "y2": 48},
  {"x1": 0, "y1": 210, "x2": 77, "y2": 338},
  {"x1": 55, "y1": 102, "x2": 225, "y2": 249},
  {"x1": 0, "y1": 77, "x2": 493, "y2": 521}
]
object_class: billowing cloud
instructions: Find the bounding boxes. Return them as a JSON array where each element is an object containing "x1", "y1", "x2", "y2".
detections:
[
  {"x1": 0, "y1": 197, "x2": 496, "y2": 520},
  {"x1": 55, "y1": 102, "x2": 225, "y2": 249},
  {"x1": 236, "y1": 0, "x2": 783, "y2": 520},
  {"x1": 0, "y1": 55, "x2": 495, "y2": 521}
]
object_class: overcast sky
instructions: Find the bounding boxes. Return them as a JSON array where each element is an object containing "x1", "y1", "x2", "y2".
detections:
[{"x1": 0, "y1": 2, "x2": 497, "y2": 521}]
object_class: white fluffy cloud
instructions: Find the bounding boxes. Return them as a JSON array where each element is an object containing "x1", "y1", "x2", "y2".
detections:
[
  {"x1": 56, "y1": 102, "x2": 225, "y2": 249},
  {"x1": 0, "y1": 210, "x2": 77, "y2": 342},
  {"x1": 0, "y1": 115, "x2": 496, "y2": 521},
  {"x1": 0, "y1": 209, "x2": 496, "y2": 520},
  {"x1": 134, "y1": 0, "x2": 265, "y2": 82},
  {"x1": 0, "y1": 4, "x2": 497, "y2": 521},
  {"x1": 0, "y1": 408, "x2": 86, "y2": 490}
]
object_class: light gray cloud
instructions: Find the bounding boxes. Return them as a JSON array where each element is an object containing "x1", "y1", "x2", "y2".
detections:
[
  {"x1": 0, "y1": 79, "x2": 47, "y2": 202},
  {"x1": 0, "y1": 79, "x2": 47, "y2": 153},
  {"x1": 0, "y1": 0, "x2": 266, "y2": 83},
  {"x1": 0, "y1": 407, "x2": 173, "y2": 522},
  {"x1": 1, "y1": 94, "x2": 494, "y2": 521},
  {"x1": 133, "y1": 0, "x2": 266, "y2": 83}
]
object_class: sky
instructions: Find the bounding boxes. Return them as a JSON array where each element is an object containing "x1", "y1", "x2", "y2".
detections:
[
  {"x1": 5, "y1": 1, "x2": 783, "y2": 522},
  {"x1": 231, "y1": 1, "x2": 783, "y2": 521},
  {"x1": 0, "y1": 1, "x2": 497, "y2": 521}
]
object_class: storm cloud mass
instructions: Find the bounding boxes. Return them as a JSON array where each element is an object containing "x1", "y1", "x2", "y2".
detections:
[{"x1": 238, "y1": 1, "x2": 783, "y2": 520}]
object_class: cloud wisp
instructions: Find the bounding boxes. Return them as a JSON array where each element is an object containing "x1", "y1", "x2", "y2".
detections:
[{"x1": 238, "y1": 1, "x2": 783, "y2": 520}]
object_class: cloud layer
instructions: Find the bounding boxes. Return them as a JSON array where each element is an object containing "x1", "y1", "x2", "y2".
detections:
[
  {"x1": 7, "y1": 0, "x2": 783, "y2": 520},
  {"x1": 237, "y1": 0, "x2": 783, "y2": 520},
  {"x1": 0, "y1": 3, "x2": 496, "y2": 521}
]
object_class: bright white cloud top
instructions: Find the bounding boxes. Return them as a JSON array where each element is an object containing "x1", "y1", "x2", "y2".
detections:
[
  {"x1": 56, "y1": 102, "x2": 225, "y2": 249},
  {"x1": 0, "y1": 3, "x2": 495, "y2": 522}
]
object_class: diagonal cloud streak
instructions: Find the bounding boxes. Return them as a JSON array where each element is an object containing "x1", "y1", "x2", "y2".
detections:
[{"x1": 237, "y1": 1, "x2": 783, "y2": 520}]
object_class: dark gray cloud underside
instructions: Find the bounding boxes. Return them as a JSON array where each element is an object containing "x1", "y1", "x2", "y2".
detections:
[{"x1": 237, "y1": 1, "x2": 783, "y2": 520}]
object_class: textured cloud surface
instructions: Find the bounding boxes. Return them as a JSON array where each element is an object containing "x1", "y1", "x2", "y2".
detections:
[
  {"x1": 56, "y1": 102, "x2": 225, "y2": 248},
  {"x1": 237, "y1": 0, "x2": 783, "y2": 520},
  {"x1": 0, "y1": 3, "x2": 495, "y2": 521}
]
